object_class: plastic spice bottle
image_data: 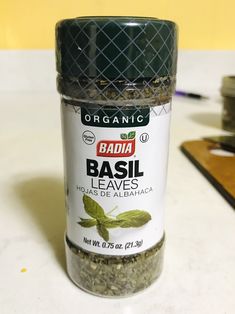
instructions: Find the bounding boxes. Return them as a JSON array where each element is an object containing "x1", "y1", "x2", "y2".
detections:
[
  {"x1": 56, "y1": 16, "x2": 177, "y2": 297},
  {"x1": 221, "y1": 76, "x2": 235, "y2": 132}
]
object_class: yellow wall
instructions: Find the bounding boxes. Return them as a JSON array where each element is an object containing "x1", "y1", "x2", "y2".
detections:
[{"x1": 1, "y1": 0, "x2": 235, "y2": 49}]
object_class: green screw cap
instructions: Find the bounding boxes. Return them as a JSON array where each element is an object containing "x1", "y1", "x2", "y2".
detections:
[{"x1": 56, "y1": 16, "x2": 177, "y2": 81}]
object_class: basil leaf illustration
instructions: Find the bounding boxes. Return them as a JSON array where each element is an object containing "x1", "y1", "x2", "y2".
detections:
[
  {"x1": 83, "y1": 194, "x2": 106, "y2": 219},
  {"x1": 128, "y1": 131, "x2": 136, "y2": 139},
  {"x1": 97, "y1": 223, "x2": 109, "y2": 241},
  {"x1": 78, "y1": 218, "x2": 97, "y2": 228},
  {"x1": 117, "y1": 210, "x2": 151, "y2": 228},
  {"x1": 102, "y1": 218, "x2": 124, "y2": 228},
  {"x1": 120, "y1": 133, "x2": 127, "y2": 140}
]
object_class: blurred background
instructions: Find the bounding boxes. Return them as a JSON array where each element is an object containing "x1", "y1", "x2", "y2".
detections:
[{"x1": 0, "y1": 0, "x2": 235, "y2": 49}]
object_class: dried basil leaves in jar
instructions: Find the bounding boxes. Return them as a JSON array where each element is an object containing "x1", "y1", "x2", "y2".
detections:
[{"x1": 56, "y1": 16, "x2": 178, "y2": 297}]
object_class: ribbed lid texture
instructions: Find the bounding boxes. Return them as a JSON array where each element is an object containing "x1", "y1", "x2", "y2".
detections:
[{"x1": 56, "y1": 17, "x2": 177, "y2": 81}]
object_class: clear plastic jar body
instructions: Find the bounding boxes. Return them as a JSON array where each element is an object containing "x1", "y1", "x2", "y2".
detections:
[
  {"x1": 222, "y1": 96, "x2": 235, "y2": 132},
  {"x1": 65, "y1": 235, "x2": 165, "y2": 297},
  {"x1": 221, "y1": 76, "x2": 235, "y2": 132},
  {"x1": 59, "y1": 77, "x2": 174, "y2": 297}
]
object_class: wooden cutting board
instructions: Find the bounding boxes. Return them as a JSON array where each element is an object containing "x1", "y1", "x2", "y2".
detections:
[{"x1": 181, "y1": 140, "x2": 235, "y2": 209}]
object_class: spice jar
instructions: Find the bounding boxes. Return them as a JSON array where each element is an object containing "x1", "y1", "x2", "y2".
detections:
[
  {"x1": 56, "y1": 16, "x2": 177, "y2": 297},
  {"x1": 221, "y1": 76, "x2": 235, "y2": 132}
]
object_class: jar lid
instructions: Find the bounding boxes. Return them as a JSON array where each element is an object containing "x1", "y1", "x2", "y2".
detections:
[{"x1": 56, "y1": 16, "x2": 177, "y2": 81}]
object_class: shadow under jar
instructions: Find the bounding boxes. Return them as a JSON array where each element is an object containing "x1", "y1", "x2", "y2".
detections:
[{"x1": 56, "y1": 16, "x2": 178, "y2": 297}]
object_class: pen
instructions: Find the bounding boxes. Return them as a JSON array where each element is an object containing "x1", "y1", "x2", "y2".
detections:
[{"x1": 175, "y1": 90, "x2": 209, "y2": 100}]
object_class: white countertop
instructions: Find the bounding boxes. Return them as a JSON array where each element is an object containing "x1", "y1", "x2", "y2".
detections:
[{"x1": 0, "y1": 51, "x2": 235, "y2": 313}]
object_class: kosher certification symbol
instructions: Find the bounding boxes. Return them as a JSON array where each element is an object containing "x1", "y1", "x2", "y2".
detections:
[
  {"x1": 82, "y1": 131, "x2": 96, "y2": 145},
  {"x1": 139, "y1": 133, "x2": 149, "y2": 143}
]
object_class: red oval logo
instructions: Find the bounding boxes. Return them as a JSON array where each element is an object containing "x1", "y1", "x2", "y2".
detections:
[{"x1": 97, "y1": 140, "x2": 135, "y2": 157}]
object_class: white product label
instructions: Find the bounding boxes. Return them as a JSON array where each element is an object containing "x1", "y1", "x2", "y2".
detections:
[{"x1": 62, "y1": 101, "x2": 171, "y2": 255}]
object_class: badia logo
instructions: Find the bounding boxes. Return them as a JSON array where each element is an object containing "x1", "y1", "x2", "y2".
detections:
[{"x1": 97, "y1": 131, "x2": 136, "y2": 157}]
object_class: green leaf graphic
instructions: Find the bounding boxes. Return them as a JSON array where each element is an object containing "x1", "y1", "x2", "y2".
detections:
[
  {"x1": 83, "y1": 194, "x2": 106, "y2": 219},
  {"x1": 117, "y1": 210, "x2": 151, "y2": 228},
  {"x1": 79, "y1": 195, "x2": 151, "y2": 241},
  {"x1": 97, "y1": 223, "x2": 109, "y2": 241},
  {"x1": 78, "y1": 218, "x2": 97, "y2": 228},
  {"x1": 128, "y1": 131, "x2": 136, "y2": 139},
  {"x1": 120, "y1": 133, "x2": 127, "y2": 140},
  {"x1": 101, "y1": 218, "x2": 124, "y2": 228}
]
